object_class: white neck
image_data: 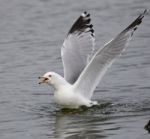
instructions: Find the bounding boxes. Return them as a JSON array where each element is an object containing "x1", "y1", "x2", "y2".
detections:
[{"x1": 48, "y1": 73, "x2": 70, "y2": 91}]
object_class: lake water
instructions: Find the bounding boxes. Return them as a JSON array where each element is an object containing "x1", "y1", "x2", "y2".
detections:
[{"x1": 0, "y1": 0, "x2": 150, "y2": 138}]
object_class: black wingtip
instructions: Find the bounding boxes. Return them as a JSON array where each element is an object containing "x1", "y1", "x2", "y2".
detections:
[
  {"x1": 84, "y1": 11, "x2": 87, "y2": 15},
  {"x1": 82, "y1": 11, "x2": 90, "y2": 17},
  {"x1": 143, "y1": 9, "x2": 147, "y2": 15},
  {"x1": 123, "y1": 10, "x2": 146, "y2": 34},
  {"x1": 139, "y1": 9, "x2": 147, "y2": 20},
  {"x1": 68, "y1": 11, "x2": 94, "y2": 37}
]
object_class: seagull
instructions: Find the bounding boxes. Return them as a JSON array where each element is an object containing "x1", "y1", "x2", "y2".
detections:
[{"x1": 39, "y1": 10, "x2": 146, "y2": 109}]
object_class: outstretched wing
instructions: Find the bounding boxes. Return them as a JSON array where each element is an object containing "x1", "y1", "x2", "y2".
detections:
[
  {"x1": 73, "y1": 10, "x2": 146, "y2": 99},
  {"x1": 61, "y1": 11, "x2": 95, "y2": 84}
]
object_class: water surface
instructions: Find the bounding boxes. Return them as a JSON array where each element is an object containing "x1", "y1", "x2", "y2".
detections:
[{"x1": 0, "y1": 0, "x2": 150, "y2": 139}]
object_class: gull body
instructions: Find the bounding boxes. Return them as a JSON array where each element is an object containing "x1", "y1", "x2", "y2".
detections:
[
  {"x1": 41, "y1": 72, "x2": 95, "y2": 108},
  {"x1": 39, "y1": 10, "x2": 146, "y2": 109}
]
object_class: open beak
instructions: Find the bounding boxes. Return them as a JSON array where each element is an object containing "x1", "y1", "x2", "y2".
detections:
[{"x1": 38, "y1": 77, "x2": 48, "y2": 84}]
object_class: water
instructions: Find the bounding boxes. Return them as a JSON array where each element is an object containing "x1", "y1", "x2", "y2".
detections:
[{"x1": 0, "y1": 0, "x2": 150, "y2": 138}]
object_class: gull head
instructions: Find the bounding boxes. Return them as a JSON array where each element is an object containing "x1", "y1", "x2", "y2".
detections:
[
  {"x1": 38, "y1": 72, "x2": 67, "y2": 89},
  {"x1": 39, "y1": 72, "x2": 58, "y2": 85}
]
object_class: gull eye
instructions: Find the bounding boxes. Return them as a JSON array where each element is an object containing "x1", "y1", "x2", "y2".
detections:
[{"x1": 49, "y1": 75, "x2": 51, "y2": 77}]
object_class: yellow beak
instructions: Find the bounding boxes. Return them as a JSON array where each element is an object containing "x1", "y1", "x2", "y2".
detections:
[{"x1": 38, "y1": 77, "x2": 48, "y2": 84}]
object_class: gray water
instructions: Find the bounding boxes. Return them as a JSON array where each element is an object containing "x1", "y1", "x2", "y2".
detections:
[{"x1": 0, "y1": 0, "x2": 150, "y2": 138}]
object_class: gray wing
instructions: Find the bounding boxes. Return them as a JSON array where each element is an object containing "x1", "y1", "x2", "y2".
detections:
[
  {"x1": 61, "y1": 11, "x2": 95, "y2": 84},
  {"x1": 73, "y1": 10, "x2": 146, "y2": 99}
]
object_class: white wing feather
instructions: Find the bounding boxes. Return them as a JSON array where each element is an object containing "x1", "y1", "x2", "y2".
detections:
[
  {"x1": 73, "y1": 10, "x2": 146, "y2": 99},
  {"x1": 61, "y1": 12, "x2": 95, "y2": 84}
]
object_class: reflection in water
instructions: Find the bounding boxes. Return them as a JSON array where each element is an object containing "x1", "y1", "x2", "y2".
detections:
[
  {"x1": 32, "y1": 101, "x2": 150, "y2": 139},
  {"x1": 53, "y1": 105, "x2": 111, "y2": 139},
  {"x1": 54, "y1": 116, "x2": 108, "y2": 139}
]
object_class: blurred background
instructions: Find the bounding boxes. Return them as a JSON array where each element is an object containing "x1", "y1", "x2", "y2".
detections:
[{"x1": 0, "y1": 0, "x2": 150, "y2": 138}]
